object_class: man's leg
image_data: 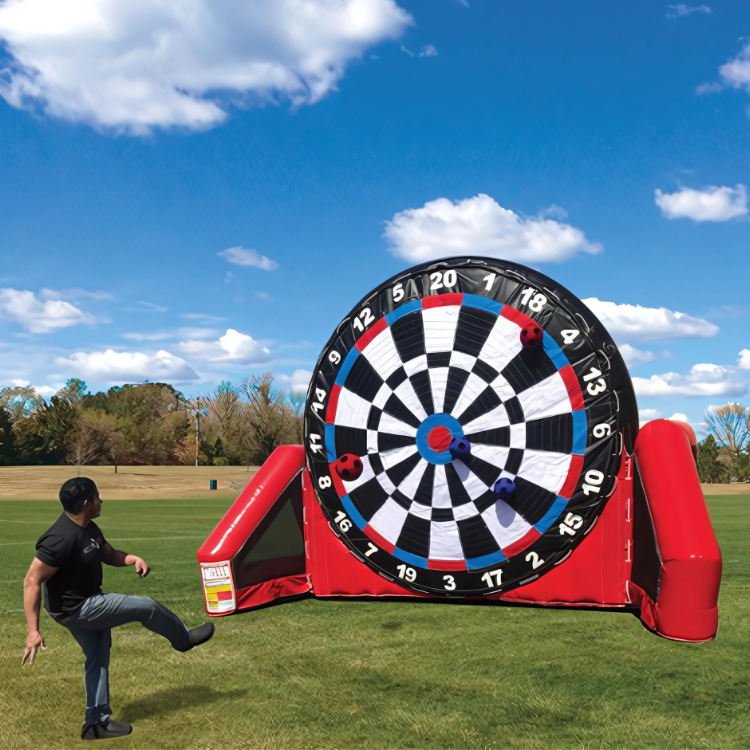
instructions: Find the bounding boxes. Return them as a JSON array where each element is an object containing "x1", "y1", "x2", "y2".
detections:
[
  {"x1": 67, "y1": 626, "x2": 112, "y2": 727},
  {"x1": 69, "y1": 593, "x2": 192, "y2": 651}
]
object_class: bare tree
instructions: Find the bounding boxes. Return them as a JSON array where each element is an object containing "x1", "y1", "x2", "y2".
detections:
[
  {"x1": 706, "y1": 403, "x2": 750, "y2": 456},
  {"x1": 71, "y1": 410, "x2": 130, "y2": 473},
  {"x1": 66, "y1": 412, "x2": 105, "y2": 475}
]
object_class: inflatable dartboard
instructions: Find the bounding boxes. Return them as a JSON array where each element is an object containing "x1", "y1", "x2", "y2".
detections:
[{"x1": 305, "y1": 257, "x2": 638, "y2": 597}]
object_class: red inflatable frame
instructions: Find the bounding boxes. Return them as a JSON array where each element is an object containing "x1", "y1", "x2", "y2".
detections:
[{"x1": 196, "y1": 419, "x2": 722, "y2": 642}]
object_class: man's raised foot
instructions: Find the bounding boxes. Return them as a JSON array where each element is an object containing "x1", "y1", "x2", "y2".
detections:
[{"x1": 178, "y1": 622, "x2": 214, "y2": 652}]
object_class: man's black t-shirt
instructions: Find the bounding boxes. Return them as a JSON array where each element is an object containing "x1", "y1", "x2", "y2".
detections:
[{"x1": 36, "y1": 514, "x2": 106, "y2": 619}]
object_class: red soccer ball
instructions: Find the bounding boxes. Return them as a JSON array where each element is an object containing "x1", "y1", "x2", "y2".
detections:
[
  {"x1": 335, "y1": 453, "x2": 364, "y2": 481},
  {"x1": 520, "y1": 322, "x2": 543, "y2": 349}
]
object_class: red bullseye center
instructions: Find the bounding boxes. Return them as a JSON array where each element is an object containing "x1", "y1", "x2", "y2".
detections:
[{"x1": 428, "y1": 426, "x2": 452, "y2": 452}]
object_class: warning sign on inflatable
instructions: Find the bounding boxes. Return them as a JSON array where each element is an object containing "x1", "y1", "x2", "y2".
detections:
[{"x1": 197, "y1": 257, "x2": 722, "y2": 642}]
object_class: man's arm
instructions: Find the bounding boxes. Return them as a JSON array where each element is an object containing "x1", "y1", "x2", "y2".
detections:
[
  {"x1": 22, "y1": 557, "x2": 58, "y2": 666},
  {"x1": 101, "y1": 542, "x2": 149, "y2": 577}
]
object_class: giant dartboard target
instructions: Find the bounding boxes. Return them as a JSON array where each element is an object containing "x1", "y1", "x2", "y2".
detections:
[{"x1": 305, "y1": 257, "x2": 638, "y2": 597}]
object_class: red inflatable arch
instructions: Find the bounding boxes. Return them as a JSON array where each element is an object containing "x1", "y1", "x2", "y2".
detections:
[{"x1": 196, "y1": 419, "x2": 721, "y2": 642}]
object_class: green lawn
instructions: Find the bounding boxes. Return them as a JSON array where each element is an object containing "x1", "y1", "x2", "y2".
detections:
[{"x1": 1, "y1": 494, "x2": 748, "y2": 750}]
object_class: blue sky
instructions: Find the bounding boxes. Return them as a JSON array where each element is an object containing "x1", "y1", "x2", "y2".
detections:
[{"x1": 0, "y1": 0, "x2": 749, "y2": 433}]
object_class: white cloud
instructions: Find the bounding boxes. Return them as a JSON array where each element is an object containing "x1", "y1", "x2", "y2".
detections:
[
  {"x1": 39, "y1": 288, "x2": 114, "y2": 302},
  {"x1": 122, "y1": 331, "x2": 174, "y2": 342},
  {"x1": 10, "y1": 378, "x2": 29, "y2": 387},
  {"x1": 619, "y1": 344, "x2": 656, "y2": 369},
  {"x1": 419, "y1": 45, "x2": 438, "y2": 57},
  {"x1": 384, "y1": 194, "x2": 602, "y2": 264},
  {"x1": 655, "y1": 185, "x2": 748, "y2": 221},
  {"x1": 218, "y1": 247, "x2": 278, "y2": 271},
  {"x1": 33, "y1": 385, "x2": 58, "y2": 398},
  {"x1": 177, "y1": 329, "x2": 272, "y2": 364},
  {"x1": 633, "y1": 363, "x2": 747, "y2": 398},
  {"x1": 180, "y1": 313, "x2": 227, "y2": 321},
  {"x1": 0, "y1": 288, "x2": 96, "y2": 333},
  {"x1": 720, "y1": 41, "x2": 750, "y2": 93},
  {"x1": 0, "y1": 0, "x2": 412, "y2": 134},
  {"x1": 583, "y1": 298, "x2": 719, "y2": 343},
  {"x1": 696, "y1": 81, "x2": 723, "y2": 95},
  {"x1": 666, "y1": 4, "x2": 711, "y2": 18},
  {"x1": 668, "y1": 413, "x2": 689, "y2": 422},
  {"x1": 255, "y1": 292, "x2": 272, "y2": 302},
  {"x1": 277, "y1": 369, "x2": 313, "y2": 397},
  {"x1": 738, "y1": 349, "x2": 750, "y2": 369},
  {"x1": 56, "y1": 349, "x2": 199, "y2": 382},
  {"x1": 131, "y1": 301, "x2": 168, "y2": 313},
  {"x1": 539, "y1": 204, "x2": 568, "y2": 220},
  {"x1": 178, "y1": 327, "x2": 221, "y2": 341}
]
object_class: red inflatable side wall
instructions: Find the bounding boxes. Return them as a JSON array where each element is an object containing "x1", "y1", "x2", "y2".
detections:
[
  {"x1": 632, "y1": 420, "x2": 722, "y2": 642},
  {"x1": 196, "y1": 446, "x2": 309, "y2": 614}
]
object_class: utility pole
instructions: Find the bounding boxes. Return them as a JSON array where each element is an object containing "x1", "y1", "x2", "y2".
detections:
[{"x1": 195, "y1": 398, "x2": 201, "y2": 467}]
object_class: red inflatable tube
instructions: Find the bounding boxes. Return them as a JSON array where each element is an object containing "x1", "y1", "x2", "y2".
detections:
[
  {"x1": 196, "y1": 445, "x2": 308, "y2": 615},
  {"x1": 633, "y1": 420, "x2": 722, "y2": 642}
]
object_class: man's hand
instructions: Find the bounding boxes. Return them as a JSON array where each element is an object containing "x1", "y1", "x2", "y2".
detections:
[
  {"x1": 133, "y1": 557, "x2": 149, "y2": 578},
  {"x1": 22, "y1": 631, "x2": 46, "y2": 667}
]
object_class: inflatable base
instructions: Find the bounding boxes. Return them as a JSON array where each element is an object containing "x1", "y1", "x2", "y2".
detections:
[{"x1": 197, "y1": 420, "x2": 721, "y2": 643}]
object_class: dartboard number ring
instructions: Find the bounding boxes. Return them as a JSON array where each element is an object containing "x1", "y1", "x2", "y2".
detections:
[{"x1": 305, "y1": 258, "x2": 632, "y2": 597}]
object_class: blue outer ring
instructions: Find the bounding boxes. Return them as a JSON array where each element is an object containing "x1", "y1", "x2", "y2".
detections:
[{"x1": 416, "y1": 413, "x2": 465, "y2": 465}]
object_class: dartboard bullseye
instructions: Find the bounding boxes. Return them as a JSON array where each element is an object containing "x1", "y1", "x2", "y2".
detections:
[{"x1": 305, "y1": 257, "x2": 638, "y2": 597}]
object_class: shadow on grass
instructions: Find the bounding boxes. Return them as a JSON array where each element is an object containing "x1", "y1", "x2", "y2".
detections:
[
  {"x1": 121, "y1": 685, "x2": 246, "y2": 721},
  {"x1": 380, "y1": 621, "x2": 402, "y2": 630}
]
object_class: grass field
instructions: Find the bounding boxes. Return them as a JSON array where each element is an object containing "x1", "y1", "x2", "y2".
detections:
[{"x1": 1, "y1": 493, "x2": 749, "y2": 750}]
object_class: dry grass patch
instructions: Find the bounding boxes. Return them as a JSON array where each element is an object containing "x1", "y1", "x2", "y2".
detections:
[{"x1": 0, "y1": 465, "x2": 259, "y2": 501}]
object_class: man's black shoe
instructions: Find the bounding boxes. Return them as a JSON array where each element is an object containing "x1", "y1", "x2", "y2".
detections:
[
  {"x1": 81, "y1": 719, "x2": 132, "y2": 740},
  {"x1": 178, "y1": 622, "x2": 214, "y2": 652}
]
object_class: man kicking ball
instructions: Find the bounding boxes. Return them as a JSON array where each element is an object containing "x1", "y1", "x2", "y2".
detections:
[{"x1": 22, "y1": 477, "x2": 214, "y2": 740}]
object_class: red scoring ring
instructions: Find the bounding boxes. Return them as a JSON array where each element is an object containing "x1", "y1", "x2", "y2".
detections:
[{"x1": 427, "y1": 426, "x2": 452, "y2": 453}]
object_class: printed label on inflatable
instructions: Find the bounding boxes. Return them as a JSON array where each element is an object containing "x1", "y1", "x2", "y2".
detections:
[
  {"x1": 201, "y1": 562, "x2": 236, "y2": 614},
  {"x1": 304, "y1": 257, "x2": 638, "y2": 598}
]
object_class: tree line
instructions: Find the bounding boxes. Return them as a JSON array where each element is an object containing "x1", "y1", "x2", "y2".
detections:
[
  {"x1": 0, "y1": 375, "x2": 303, "y2": 469},
  {"x1": 0, "y1": 377, "x2": 747, "y2": 483}
]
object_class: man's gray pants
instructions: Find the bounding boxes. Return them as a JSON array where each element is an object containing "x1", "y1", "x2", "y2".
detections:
[{"x1": 58, "y1": 592, "x2": 191, "y2": 726}]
